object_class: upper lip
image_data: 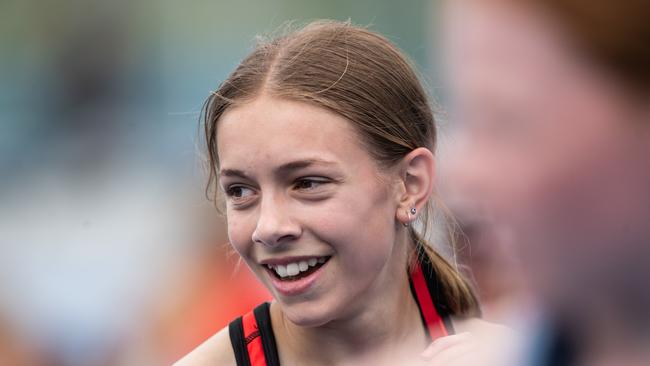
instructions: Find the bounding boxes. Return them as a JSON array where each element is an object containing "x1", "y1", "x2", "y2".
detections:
[{"x1": 259, "y1": 255, "x2": 330, "y2": 266}]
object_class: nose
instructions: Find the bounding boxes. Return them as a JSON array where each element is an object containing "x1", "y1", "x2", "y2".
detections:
[{"x1": 251, "y1": 193, "x2": 301, "y2": 247}]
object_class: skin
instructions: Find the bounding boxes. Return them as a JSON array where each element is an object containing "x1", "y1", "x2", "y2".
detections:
[
  {"x1": 174, "y1": 95, "x2": 507, "y2": 366},
  {"x1": 442, "y1": 1, "x2": 650, "y2": 363}
]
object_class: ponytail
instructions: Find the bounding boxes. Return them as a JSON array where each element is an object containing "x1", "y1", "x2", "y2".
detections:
[{"x1": 407, "y1": 202, "x2": 481, "y2": 318}]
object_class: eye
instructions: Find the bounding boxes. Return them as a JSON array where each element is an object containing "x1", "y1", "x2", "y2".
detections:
[
  {"x1": 225, "y1": 185, "x2": 256, "y2": 202},
  {"x1": 293, "y1": 177, "x2": 329, "y2": 191}
]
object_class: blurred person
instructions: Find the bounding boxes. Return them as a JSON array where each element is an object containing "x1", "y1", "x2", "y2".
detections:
[
  {"x1": 439, "y1": 183, "x2": 530, "y2": 324},
  {"x1": 442, "y1": 1, "x2": 650, "y2": 365},
  {"x1": 440, "y1": 138, "x2": 531, "y2": 325},
  {"x1": 176, "y1": 20, "x2": 513, "y2": 366}
]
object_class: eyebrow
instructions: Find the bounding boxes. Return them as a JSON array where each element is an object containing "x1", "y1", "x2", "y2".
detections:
[{"x1": 219, "y1": 158, "x2": 338, "y2": 180}]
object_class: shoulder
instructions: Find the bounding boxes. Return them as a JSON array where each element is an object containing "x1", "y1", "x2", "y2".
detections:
[
  {"x1": 452, "y1": 316, "x2": 516, "y2": 337},
  {"x1": 173, "y1": 326, "x2": 236, "y2": 366},
  {"x1": 426, "y1": 318, "x2": 521, "y2": 365},
  {"x1": 450, "y1": 316, "x2": 519, "y2": 352}
]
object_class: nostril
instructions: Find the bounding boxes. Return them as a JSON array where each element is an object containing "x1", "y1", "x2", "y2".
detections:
[
  {"x1": 252, "y1": 229, "x2": 299, "y2": 246},
  {"x1": 276, "y1": 234, "x2": 297, "y2": 244}
]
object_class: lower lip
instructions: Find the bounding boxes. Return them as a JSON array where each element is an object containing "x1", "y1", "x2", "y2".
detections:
[{"x1": 267, "y1": 260, "x2": 329, "y2": 297}]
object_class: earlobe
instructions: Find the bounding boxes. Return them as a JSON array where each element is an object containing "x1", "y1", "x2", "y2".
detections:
[
  {"x1": 395, "y1": 147, "x2": 436, "y2": 225},
  {"x1": 405, "y1": 207, "x2": 418, "y2": 226},
  {"x1": 396, "y1": 204, "x2": 419, "y2": 227},
  {"x1": 396, "y1": 206, "x2": 413, "y2": 226}
]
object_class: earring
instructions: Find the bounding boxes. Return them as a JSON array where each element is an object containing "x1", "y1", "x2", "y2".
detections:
[{"x1": 403, "y1": 207, "x2": 417, "y2": 227}]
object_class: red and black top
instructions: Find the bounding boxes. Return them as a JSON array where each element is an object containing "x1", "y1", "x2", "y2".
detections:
[{"x1": 228, "y1": 246, "x2": 455, "y2": 366}]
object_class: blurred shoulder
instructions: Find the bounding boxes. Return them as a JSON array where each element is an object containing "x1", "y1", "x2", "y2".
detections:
[
  {"x1": 173, "y1": 326, "x2": 236, "y2": 366},
  {"x1": 452, "y1": 316, "x2": 517, "y2": 339}
]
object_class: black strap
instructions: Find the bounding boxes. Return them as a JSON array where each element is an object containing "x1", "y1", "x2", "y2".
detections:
[
  {"x1": 408, "y1": 276, "x2": 433, "y2": 340},
  {"x1": 253, "y1": 302, "x2": 281, "y2": 366},
  {"x1": 414, "y1": 244, "x2": 456, "y2": 335},
  {"x1": 442, "y1": 311, "x2": 456, "y2": 335},
  {"x1": 228, "y1": 316, "x2": 251, "y2": 366}
]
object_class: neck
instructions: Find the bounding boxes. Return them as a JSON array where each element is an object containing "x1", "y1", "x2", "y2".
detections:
[{"x1": 271, "y1": 232, "x2": 428, "y2": 365}]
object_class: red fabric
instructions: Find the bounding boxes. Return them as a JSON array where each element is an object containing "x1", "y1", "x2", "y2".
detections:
[
  {"x1": 411, "y1": 264, "x2": 448, "y2": 340},
  {"x1": 242, "y1": 311, "x2": 267, "y2": 366}
]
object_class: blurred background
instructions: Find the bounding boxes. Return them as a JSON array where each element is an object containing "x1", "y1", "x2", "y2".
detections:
[{"x1": 0, "y1": 1, "x2": 523, "y2": 365}]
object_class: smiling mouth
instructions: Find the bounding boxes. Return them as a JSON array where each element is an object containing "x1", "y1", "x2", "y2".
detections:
[{"x1": 264, "y1": 256, "x2": 331, "y2": 281}]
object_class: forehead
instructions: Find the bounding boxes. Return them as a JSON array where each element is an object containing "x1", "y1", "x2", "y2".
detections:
[{"x1": 216, "y1": 96, "x2": 372, "y2": 172}]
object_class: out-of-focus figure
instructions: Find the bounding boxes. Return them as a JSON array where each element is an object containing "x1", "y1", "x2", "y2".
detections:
[
  {"x1": 441, "y1": 1, "x2": 650, "y2": 365},
  {"x1": 439, "y1": 160, "x2": 531, "y2": 325}
]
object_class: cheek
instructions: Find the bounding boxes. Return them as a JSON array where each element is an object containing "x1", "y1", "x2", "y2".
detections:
[
  {"x1": 505, "y1": 118, "x2": 637, "y2": 272},
  {"x1": 306, "y1": 186, "x2": 397, "y2": 272},
  {"x1": 480, "y1": 86, "x2": 623, "y2": 220},
  {"x1": 225, "y1": 212, "x2": 256, "y2": 259}
]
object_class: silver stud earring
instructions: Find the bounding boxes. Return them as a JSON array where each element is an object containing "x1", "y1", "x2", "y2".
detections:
[{"x1": 403, "y1": 207, "x2": 417, "y2": 227}]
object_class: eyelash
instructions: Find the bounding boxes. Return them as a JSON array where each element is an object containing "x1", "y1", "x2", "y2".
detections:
[
  {"x1": 224, "y1": 185, "x2": 255, "y2": 200},
  {"x1": 293, "y1": 177, "x2": 330, "y2": 191},
  {"x1": 224, "y1": 177, "x2": 331, "y2": 201}
]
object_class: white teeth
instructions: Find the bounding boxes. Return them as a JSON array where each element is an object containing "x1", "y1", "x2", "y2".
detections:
[
  {"x1": 298, "y1": 260, "x2": 308, "y2": 271},
  {"x1": 276, "y1": 264, "x2": 288, "y2": 278},
  {"x1": 268, "y1": 257, "x2": 329, "y2": 278},
  {"x1": 286, "y1": 263, "x2": 299, "y2": 276}
]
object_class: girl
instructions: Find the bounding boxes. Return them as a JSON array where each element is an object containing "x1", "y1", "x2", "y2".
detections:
[{"x1": 177, "y1": 21, "x2": 500, "y2": 366}]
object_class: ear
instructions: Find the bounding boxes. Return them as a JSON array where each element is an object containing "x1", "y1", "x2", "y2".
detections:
[{"x1": 395, "y1": 147, "x2": 436, "y2": 225}]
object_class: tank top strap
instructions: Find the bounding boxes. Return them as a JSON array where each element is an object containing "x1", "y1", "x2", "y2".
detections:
[
  {"x1": 408, "y1": 245, "x2": 456, "y2": 341},
  {"x1": 228, "y1": 302, "x2": 279, "y2": 366}
]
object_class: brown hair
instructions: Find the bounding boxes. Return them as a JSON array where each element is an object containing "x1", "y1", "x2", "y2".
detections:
[
  {"x1": 203, "y1": 20, "x2": 480, "y2": 316},
  {"x1": 529, "y1": 0, "x2": 650, "y2": 93}
]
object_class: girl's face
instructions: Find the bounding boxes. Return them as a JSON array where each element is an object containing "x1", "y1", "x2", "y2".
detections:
[
  {"x1": 216, "y1": 96, "x2": 405, "y2": 326},
  {"x1": 443, "y1": 1, "x2": 650, "y2": 310}
]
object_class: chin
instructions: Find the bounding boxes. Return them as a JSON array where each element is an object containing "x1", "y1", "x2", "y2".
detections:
[{"x1": 278, "y1": 297, "x2": 340, "y2": 328}]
